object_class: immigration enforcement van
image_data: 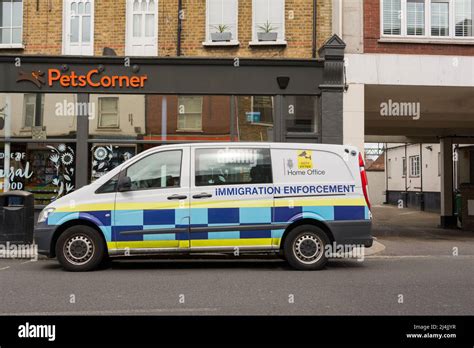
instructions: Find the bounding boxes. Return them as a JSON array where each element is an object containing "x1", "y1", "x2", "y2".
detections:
[{"x1": 35, "y1": 143, "x2": 372, "y2": 272}]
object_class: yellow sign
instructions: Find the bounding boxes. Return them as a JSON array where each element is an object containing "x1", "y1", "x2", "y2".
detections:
[{"x1": 297, "y1": 150, "x2": 313, "y2": 169}]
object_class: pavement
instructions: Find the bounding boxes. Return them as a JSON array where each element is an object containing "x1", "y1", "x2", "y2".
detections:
[{"x1": 0, "y1": 205, "x2": 472, "y2": 316}]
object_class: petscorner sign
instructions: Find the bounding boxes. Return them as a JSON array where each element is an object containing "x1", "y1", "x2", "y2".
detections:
[{"x1": 48, "y1": 69, "x2": 148, "y2": 88}]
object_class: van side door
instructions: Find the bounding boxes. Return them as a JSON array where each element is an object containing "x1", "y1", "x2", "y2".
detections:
[
  {"x1": 189, "y1": 146, "x2": 276, "y2": 251},
  {"x1": 112, "y1": 147, "x2": 190, "y2": 253}
]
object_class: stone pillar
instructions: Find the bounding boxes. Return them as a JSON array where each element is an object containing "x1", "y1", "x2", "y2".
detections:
[
  {"x1": 318, "y1": 35, "x2": 346, "y2": 145},
  {"x1": 440, "y1": 137, "x2": 456, "y2": 227}
]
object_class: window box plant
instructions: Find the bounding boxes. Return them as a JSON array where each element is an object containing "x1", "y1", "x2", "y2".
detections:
[
  {"x1": 211, "y1": 24, "x2": 232, "y2": 42},
  {"x1": 257, "y1": 21, "x2": 278, "y2": 41}
]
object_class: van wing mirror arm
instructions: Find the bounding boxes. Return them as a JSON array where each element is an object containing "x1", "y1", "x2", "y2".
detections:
[{"x1": 117, "y1": 175, "x2": 132, "y2": 192}]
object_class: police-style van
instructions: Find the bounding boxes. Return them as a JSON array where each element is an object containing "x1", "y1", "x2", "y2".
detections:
[{"x1": 35, "y1": 143, "x2": 372, "y2": 271}]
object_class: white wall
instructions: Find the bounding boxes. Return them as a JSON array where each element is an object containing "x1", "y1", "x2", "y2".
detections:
[
  {"x1": 386, "y1": 143, "x2": 441, "y2": 193},
  {"x1": 346, "y1": 54, "x2": 474, "y2": 87},
  {"x1": 343, "y1": 83, "x2": 365, "y2": 151},
  {"x1": 367, "y1": 171, "x2": 385, "y2": 205}
]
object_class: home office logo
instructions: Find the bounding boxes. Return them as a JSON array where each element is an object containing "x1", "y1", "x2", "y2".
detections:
[
  {"x1": 380, "y1": 99, "x2": 421, "y2": 120},
  {"x1": 16, "y1": 69, "x2": 46, "y2": 88}
]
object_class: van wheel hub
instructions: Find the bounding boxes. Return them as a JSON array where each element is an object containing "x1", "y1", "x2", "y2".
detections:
[
  {"x1": 294, "y1": 234, "x2": 323, "y2": 264},
  {"x1": 64, "y1": 235, "x2": 94, "y2": 265}
]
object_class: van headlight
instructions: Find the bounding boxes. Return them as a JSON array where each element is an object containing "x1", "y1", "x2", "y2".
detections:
[{"x1": 38, "y1": 207, "x2": 55, "y2": 223}]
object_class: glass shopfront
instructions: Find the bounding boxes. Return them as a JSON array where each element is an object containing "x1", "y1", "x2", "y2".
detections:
[{"x1": 1, "y1": 92, "x2": 321, "y2": 207}]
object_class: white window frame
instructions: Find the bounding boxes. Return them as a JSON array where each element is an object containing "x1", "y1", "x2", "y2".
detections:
[
  {"x1": 203, "y1": 0, "x2": 239, "y2": 46},
  {"x1": 177, "y1": 96, "x2": 203, "y2": 132},
  {"x1": 125, "y1": 0, "x2": 158, "y2": 56},
  {"x1": 380, "y1": 0, "x2": 474, "y2": 42},
  {"x1": 0, "y1": 0, "x2": 23, "y2": 48},
  {"x1": 62, "y1": 0, "x2": 95, "y2": 56},
  {"x1": 97, "y1": 97, "x2": 120, "y2": 129},
  {"x1": 409, "y1": 155, "x2": 420, "y2": 177},
  {"x1": 250, "y1": 0, "x2": 287, "y2": 46}
]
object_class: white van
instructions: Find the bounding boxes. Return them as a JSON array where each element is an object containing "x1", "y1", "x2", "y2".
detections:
[{"x1": 35, "y1": 143, "x2": 372, "y2": 271}]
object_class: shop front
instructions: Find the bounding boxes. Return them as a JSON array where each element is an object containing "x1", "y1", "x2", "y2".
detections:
[{"x1": 0, "y1": 36, "x2": 345, "y2": 208}]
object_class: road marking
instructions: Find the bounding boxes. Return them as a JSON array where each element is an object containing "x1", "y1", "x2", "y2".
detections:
[
  {"x1": 0, "y1": 307, "x2": 219, "y2": 316},
  {"x1": 0, "y1": 266, "x2": 10, "y2": 271}
]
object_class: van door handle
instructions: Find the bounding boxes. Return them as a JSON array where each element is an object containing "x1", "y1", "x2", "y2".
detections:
[
  {"x1": 193, "y1": 193, "x2": 213, "y2": 199},
  {"x1": 167, "y1": 194, "x2": 187, "y2": 200}
]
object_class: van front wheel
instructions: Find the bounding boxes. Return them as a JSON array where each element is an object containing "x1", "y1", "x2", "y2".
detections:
[
  {"x1": 284, "y1": 225, "x2": 329, "y2": 270},
  {"x1": 56, "y1": 226, "x2": 105, "y2": 272}
]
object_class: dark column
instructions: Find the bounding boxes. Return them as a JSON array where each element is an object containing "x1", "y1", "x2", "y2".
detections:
[
  {"x1": 75, "y1": 94, "x2": 89, "y2": 189},
  {"x1": 318, "y1": 35, "x2": 346, "y2": 145}
]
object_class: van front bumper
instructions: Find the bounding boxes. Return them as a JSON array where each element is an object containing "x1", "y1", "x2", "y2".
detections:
[
  {"x1": 325, "y1": 220, "x2": 373, "y2": 247},
  {"x1": 34, "y1": 223, "x2": 56, "y2": 257}
]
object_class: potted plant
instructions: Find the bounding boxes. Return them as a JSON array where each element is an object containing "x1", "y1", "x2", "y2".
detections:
[
  {"x1": 211, "y1": 24, "x2": 232, "y2": 42},
  {"x1": 257, "y1": 21, "x2": 278, "y2": 41}
]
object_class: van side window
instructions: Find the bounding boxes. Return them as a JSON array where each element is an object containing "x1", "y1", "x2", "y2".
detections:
[
  {"x1": 126, "y1": 150, "x2": 182, "y2": 191},
  {"x1": 195, "y1": 148, "x2": 272, "y2": 186}
]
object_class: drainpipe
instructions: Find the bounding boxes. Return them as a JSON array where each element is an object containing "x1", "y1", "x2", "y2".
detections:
[
  {"x1": 312, "y1": 0, "x2": 317, "y2": 58},
  {"x1": 177, "y1": 0, "x2": 183, "y2": 56}
]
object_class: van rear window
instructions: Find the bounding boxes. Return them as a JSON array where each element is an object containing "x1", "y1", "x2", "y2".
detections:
[{"x1": 195, "y1": 148, "x2": 272, "y2": 186}]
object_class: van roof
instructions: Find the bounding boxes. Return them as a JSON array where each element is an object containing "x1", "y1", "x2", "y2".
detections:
[{"x1": 161, "y1": 142, "x2": 360, "y2": 152}]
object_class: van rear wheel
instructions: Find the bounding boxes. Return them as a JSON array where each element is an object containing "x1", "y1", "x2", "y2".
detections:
[
  {"x1": 284, "y1": 225, "x2": 329, "y2": 270},
  {"x1": 55, "y1": 226, "x2": 105, "y2": 272}
]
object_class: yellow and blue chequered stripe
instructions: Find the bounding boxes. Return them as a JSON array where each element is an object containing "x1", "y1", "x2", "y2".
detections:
[{"x1": 47, "y1": 198, "x2": 369, "y2": 249}]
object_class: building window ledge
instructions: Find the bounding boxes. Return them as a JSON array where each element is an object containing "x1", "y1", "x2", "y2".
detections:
[
  {"x1": 249, "y1": 40, "x2": 287, "y2": 47},
  {"x1": 202, "y1": 41, "x2": 240, "y2": 47},
  {"x1": 0, "y1": 43, "x2": 24, "y2": 49},
  {"x1": 378, "y1": 37, "x2": 474, "y2": 45}
]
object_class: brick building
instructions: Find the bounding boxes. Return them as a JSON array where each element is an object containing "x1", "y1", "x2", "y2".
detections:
[
  {"x1": 334, "y1": 0, "x2": 474, "y2": 226},
  {"x1": 0, "y1": 0, "x2": 344, "y2": 207}
]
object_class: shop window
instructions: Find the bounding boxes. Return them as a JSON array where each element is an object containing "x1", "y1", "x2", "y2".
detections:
[
  {"x1": 177, "y1": 96, "x2": 203, "y2": 131},
  {"x1": 126, "y1": 150, "x2": 182, "y2": 191},
  {"x1": 0, "y1": 0, "x2": 22, "y2": 47},
  {"x1": 98, "y1": 97, "x2": 119, "y2": 128},
  {"x1": 236, "y1": 96, "x2": 273, "y2": 142},
  {"x1": 206, "y1": 0, "x2": 238, "y2": 43},
  {"x1": 91, "y1": 144, "x2": 136, "y2": 181},
  {"x1": 63, "y1": 0, "x2": 94, "y2": 55},
  {"x1": 0, "y1": 143, "x2": 76, "y2": 206},
  {"x1": 285, "y1": 96, "x2": 318, "y2": 133},
  {"x1": 410, "y1": 155, "x2": 420, "y2": 177},
  {"x1": 195, "y1": 148, "x2": 272, "y2": 186},
  {"x1": 1, "y1": 93, "x2": 78, "y2": 139},
  {"x1": 126, "y1": 0, "x2": 158, "y2": 56},
  {"x1": 22, "y1": 94, "x2": 44, "y2": 128},
  {"x1": 252, "y1": 0, "x2": 285, "y2": 43}
]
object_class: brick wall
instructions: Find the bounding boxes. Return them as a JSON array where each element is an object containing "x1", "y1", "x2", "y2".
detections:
[
  {"x1": 364, "y1": 0, "x2": 474, "y2": 56},
  {"x1": 2, "y1": 0, "x2": 333, "y2": 58}
]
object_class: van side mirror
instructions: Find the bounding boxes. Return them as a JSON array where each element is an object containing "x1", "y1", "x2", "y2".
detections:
[{"x1": 117, "y1": 176, "x2": 132, "y2": 192}]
